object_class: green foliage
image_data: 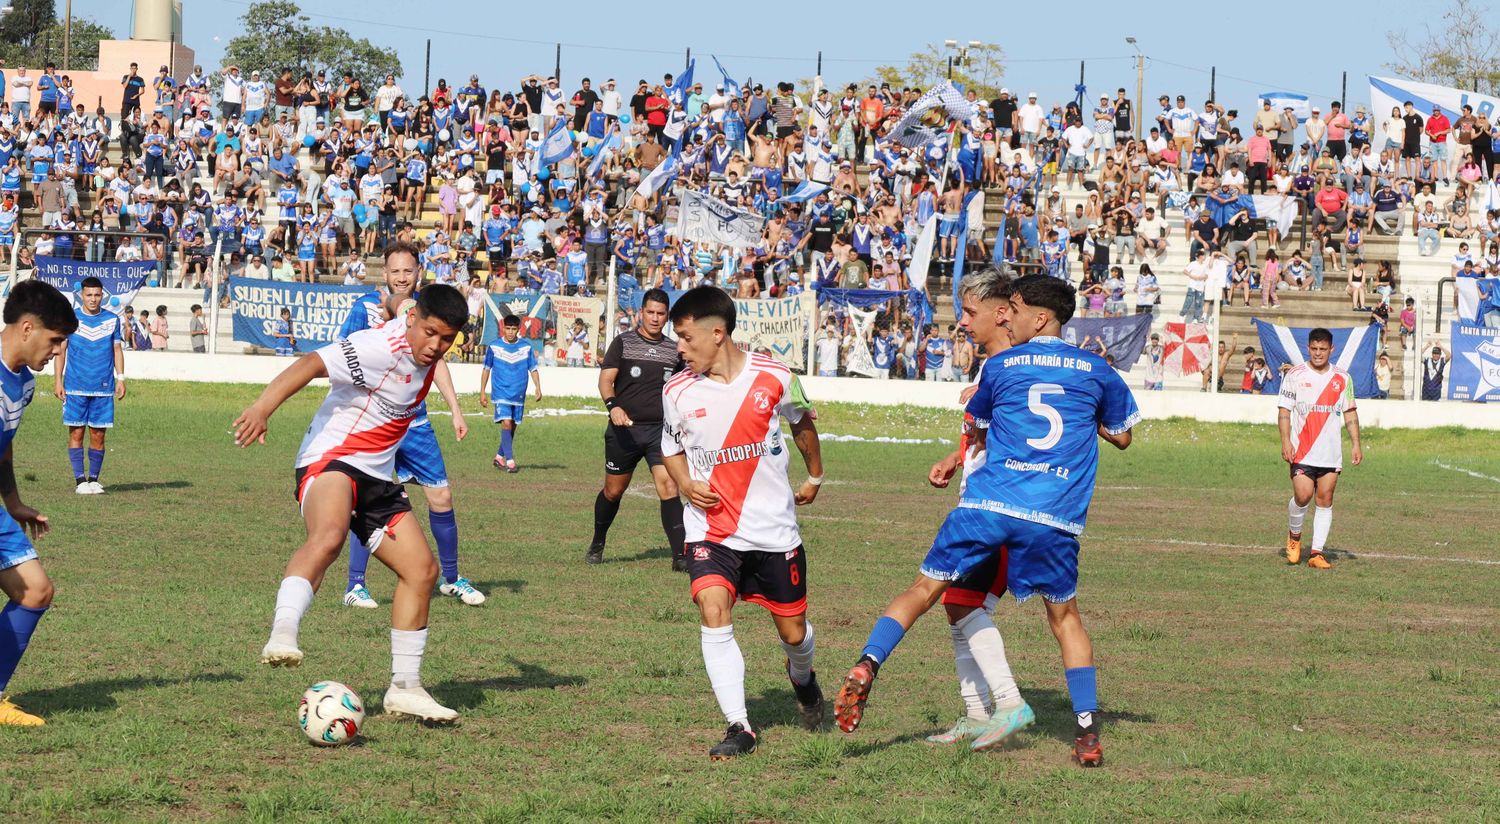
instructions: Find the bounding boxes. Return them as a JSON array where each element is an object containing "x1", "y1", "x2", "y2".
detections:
[
  {"x1": 0, "y1": 0, "x2": 56, "y2": 59},
  {"x1": 868, "y1": 42, "x2": 1006, "y2": 100},
  {"x1": 0, "y1": 1, "x2": 114, "y2": 71},
  {"x1": 1385, "y1": 0, "x2": 1500, "y2": 94},
  {"x1": 218, "y1": 0, "x2": 401, "y2": 91}
]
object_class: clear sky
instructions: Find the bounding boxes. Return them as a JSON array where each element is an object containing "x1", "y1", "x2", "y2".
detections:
[{"x1": 71, "y1": 0, "x2": 1411, "y2": 111}]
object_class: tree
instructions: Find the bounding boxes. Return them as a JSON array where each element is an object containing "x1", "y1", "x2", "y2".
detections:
[
  {"x1": 867, "y1": 42, "x2": 1006, "y2": 100},
  {"x1": 1386, "y1": 0, "x2": 1500, "y2": 93},
  {"x1": 0, "y1": 0, "x2": 56, "y2": 63},
  {"x1": 218, "y1": 1, "x2": 401, "y2": 90}
]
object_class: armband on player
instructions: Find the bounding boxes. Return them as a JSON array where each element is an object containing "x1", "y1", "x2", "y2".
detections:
[
  {"x1": 604, "y1": 397, "x2": 618, "y2": 410},
  {"x1": 807, "y1": 474, "x2": 824, "y2": 487}
]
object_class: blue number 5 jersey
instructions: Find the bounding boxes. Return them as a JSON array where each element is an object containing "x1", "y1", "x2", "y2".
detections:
[{"x1": 961, "y1": 336, "x2": 1140, "y2": 534}]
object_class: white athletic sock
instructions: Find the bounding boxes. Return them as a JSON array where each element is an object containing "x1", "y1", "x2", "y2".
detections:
[
  {"x1": 1287, "y1": 498, "x2": 1309, "y2": 535},
  {"x1": 1311, "y1": 506, "x2": 1333, "y2": 553},
  {"x1": 700, "y1": 625, "x2": 749, "y2": 729},
  {"x1": 269, "y1": 576, "x2": 314, "y2": 646},
  {"x1": 950, "y1": 623, "x2": 991, "y2": 721},
  {"x1": 390, "y1": 627, "x2": 428, "y2": 689},
  {"x1": 780, "y1": 622, "x2": 815, "y2": 687},
  {"x1": 955, "y1": 609, "x2": 1023, "y2": 710}
]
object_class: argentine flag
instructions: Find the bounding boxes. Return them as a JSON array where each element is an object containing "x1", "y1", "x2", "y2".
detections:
[
  {"x1": 634, "y1": 152, "x2": 681, "y2": 200},
  {"x1": 1253, "y1": 319, "x2": 1380, "y2": 397},
  {"x1": 588, "y1": 131, "x2": 622, "y2": 180},
  {"x1": 1206, "y1": 193, "x2": 1299, "y2": 232},
  {"x1": 782, "y1": 180, "x2": 829, "y2": 204},
  {"x1": 537, "y1": 121, "x2": 575, "y2": 167}
]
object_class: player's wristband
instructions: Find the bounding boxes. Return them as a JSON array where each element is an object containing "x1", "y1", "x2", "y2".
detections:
[
  {"x1": 604, "y1": 397, "x2": 618, "y2": 410},
  {"x1": 807, "y1": 474, "x2": 824, "y2": 487}
]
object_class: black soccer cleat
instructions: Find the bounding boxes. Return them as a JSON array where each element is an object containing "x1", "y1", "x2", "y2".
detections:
[
  {"x1": 585, "y1": 542, "x2": 605, "y2": 565},
  {"x1": 789, "y1": 666, "x2": 826, "y2": 731},
  {"x1": 671, "y1": 552, "x2": 689, "y2": 573},
  {"x1": 708, "y1": 723, "x2": 758, "y2": 760}
]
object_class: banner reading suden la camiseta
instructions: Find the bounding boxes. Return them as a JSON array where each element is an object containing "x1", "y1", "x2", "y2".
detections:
[
  {"x1": 229, "y1": 277, "x2": 367, "y2": 354},
  {"x1": 1368, "y1": 76, "x2": 1500, "y2": 150},
  {"x1": 32, "y1": 256, "x2": 156, "y2": 315}
]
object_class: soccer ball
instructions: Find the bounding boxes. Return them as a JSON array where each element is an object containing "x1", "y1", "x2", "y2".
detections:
[{"x1": 297, "y1": 681, "x2": 365, "y2": 746}]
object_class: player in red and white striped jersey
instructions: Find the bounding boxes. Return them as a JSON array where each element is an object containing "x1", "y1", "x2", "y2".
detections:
[
  {"x1": 1277, "y1": 328, "x2": 1363, "y2": 569},
  {"x1": 232, "y1": 285, "x2": 470, "y2": 723},
  {"x1": 659, "y1": 287, "x2": 826, "y2": 760}
]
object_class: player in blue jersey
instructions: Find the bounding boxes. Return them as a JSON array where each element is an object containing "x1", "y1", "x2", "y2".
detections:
[
  {"x1": 834, "y1": 275, "x2": 1139, "y2": 768},
  {"x1": 479, "y1": 315, "x2": 542, "y2": 472},
  {"x1": 0, "y1": 280, "x2": 80, "y2": 726},
  {"x1": 51, "y1": 278, "x2": 126, "y2": 495},
  {"x1": 338, "y1": 243, "x2": 486, "y2": 609}
]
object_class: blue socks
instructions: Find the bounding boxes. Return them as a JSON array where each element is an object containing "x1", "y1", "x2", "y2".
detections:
[
  {"x1": 0, "y1": 601, "x2": 48, "y2": 693},
  {"x1": 1065, "y1": 666, "x2": 1099, "y2": 731},
  {"x1": 68, "y1": 448, "x2": 85, "y2": 482},
  {"x1": 429, "y1": 508, "x2": 459, "y2": 584},
  {"x1": 87, "y1": 448, "x2": 105, "y2": 481},
  {"x1": 860, "y1": 616, "x2": 907, "y2": 665},
  {"x1": 498, "y1": 427, "x2": 514, "y2": 462},
  {"x1": 346, "y1": 532, "x2": 371, "y2": 590}
]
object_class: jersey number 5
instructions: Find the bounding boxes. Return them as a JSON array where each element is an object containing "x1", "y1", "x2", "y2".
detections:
[{"x1": 1026, "y1": 384, "x2": 1065, "y2": 450}]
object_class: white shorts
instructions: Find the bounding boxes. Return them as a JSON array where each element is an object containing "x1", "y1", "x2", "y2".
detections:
[{"x1": 1094, "y1": 130, "x2": 1115, "y2": 149}]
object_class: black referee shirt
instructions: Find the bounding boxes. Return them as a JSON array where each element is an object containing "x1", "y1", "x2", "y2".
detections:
[{"x1": 601, "y1": 330, "x2": 684, "y2": 423}]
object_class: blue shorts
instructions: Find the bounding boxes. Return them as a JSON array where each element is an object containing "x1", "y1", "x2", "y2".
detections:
[
  {"x1": 938, "y1": 216, "x2": 960, "y2": 238},
  {"x1": 921, "y1": 506, "x2": 1081, "y2": 604},
  {"x1": 394, "y1": 423, "x2": 449, "y2": 488},
  {"x1": 63, "y1": 394, "x2": 114, "y2": 428},
  {"x1": 493, "y1": 401, "x2": 524, "y2": 424},
  {"x1": 0, "y1": 510, "x2": 37, "y2": 572}
]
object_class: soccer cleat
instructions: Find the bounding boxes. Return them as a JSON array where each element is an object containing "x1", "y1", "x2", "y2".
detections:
[
  {"x1": 87, "y1": 481, "x2": 105, "y2": 494},
  {"x1": 1285, "y1": 533, "x2": 1302, "y2": 565},
  {"x1": 584, "y1": 542, "x2": 605, "y2": 565},
  {"x1": 925, "y1": 716, "x2": 988, "y2": 745},
  {"x1": 342, "y1": 584, "x2": 379, "y2": 609},
  {"x1": 970, "y1": 701, "x2": 1036, "y2": 751},
  {"x1": 1308, "y1": 553, "x2": 1333, "y2": 570},
  {"x1": 383, "y1": 685, "x2": 459, "y2": 723},
  {"x1": 1073, "y1": 731, "x2": 1104, "y2": 767},
  {"x1": 439, "y1": 577, "x2": 487, "y2": 605},
  {"x1": 259, "y1": 640, "x2": 304, "y2": 668},
  {"x1": 833, "y1": 659, "x2": 877, "y2": 733},
  {"x1": 671, "y1": 552, "x2": 689, "y2": 573},
  {"x1": 75, "y1": 481, "x2": 90, "y2": 495},
  {"x1": 787, "y1": 663, "x2": 825, "y2": 731},
  {"x1": 0, "y1": 696, "x2": 45, "y2": 726},
  {"x1": 492, "y1": 456, "x2": 505, "y2": 471},
  {"x1": 505, "y1": 459, "x2": 519, "y2": 474},
  {"x1": 708, "y1": 722, "x2": 758, "y2": 759}
]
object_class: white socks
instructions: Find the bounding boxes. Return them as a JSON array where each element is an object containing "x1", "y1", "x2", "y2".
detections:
[
  {"x1": 950, "y1": 623, "x2": 991, "y2": 720},
  {"x1": 1311, "y1": 506, "x2": 1333, "y2": 553},
  {"x1": 391, "y1": 627, "x2": 428, "y2": 689},
  {"x1": 955, "y1": 609, "x2": 1023, "y2": 710},
  {"x1": 1287, "y1": 497, "x2": 1308, "y2": 535},
  {"x1": 700, "y1": 625, "x2": 748, "y2": 729},
  {"x1": 269, "y1": 576, "x2": 314, "y2": 647},
  {"x1": 779, "y1": 622, "x2": 815, "y2": 687}
]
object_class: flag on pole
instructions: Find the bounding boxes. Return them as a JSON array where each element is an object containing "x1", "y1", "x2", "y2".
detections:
[
  {"x1": 1163, "y1": 321, "x2": 1211, "y2": 378},
  {"x1": 888, "y1": 81, "x2": 978, "y2": 148},
  {"x1": 711, "y1": 55, "x2": 741, "y2": 99},
  {"x1": 588, "y1": 131, "x2": 621, "y2": 180},
  {"x1": 1253, "y1": 319, "x2": 1381, "y2": 397},
  {"x1": 634, "y1": 152, "x2": 681, "y2": 200},
  {"x1": 667, "y1": 59, "x2": 696, "y2": 106},
  {"x1": 906, "y1": 215, "x2": 938, "y2": 295},
  {"x1": 537, "y1": 120, "x2": 575, "y2": 167},
  {"x1": 781, "y1": 180, "x2": 829, "y2": 204}
]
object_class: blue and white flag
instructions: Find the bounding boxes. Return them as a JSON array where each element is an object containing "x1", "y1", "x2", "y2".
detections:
[
  {"x1": 32, "y1": 256, "x2": 155, "y2": 315},
  {"x1": 1258, "y1": 91, "x2": 1310, "y2": 124},
  {"x1": 666, "y1": 59, "x2": 695, "y2": 106},
  {"x1": 634, "y1": 152, "x2": 680, "y2": 200},
  {"x1": 1206, "y1": 193, "x2": 1299, "y2": 230},
  {"x1": 537, "y1": 120, "x2": 575, "y2": 167},
  {"x1": 781, "y1": 180, "x2": 829, "y2": 204},
  {"x1": 229, "y1": 277, "x2": 367, "y2": 353},
  {"x1": 1061, "y1": 314, "x2": 1154, "y2": 371},
  {"x1": 711, "y1": 56, "x2": 741, "y2": 99},
  {"x1": 1448, "y1": 322, "x2": 1500, "y2": 401},
  {"x1": 889, "y1": 81, "x2": 978, "y2": 148},
  {"x1": 1253, "y1": 318, "x2": 1380, "y2": 397},
  {"x1": 588, "y1": 131, "x2": 621, "y2": 180},
  {"x1": 1455, "y1": 276, "x2": 1500, "y2": 325},
  {"x1": 680, "y1": 188, "x2": 766, "y2": 249}
]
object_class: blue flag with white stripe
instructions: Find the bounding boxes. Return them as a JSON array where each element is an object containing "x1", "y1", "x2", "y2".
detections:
[
  {"x1": 537, "y1": 120, "x2": 574, "y2": 167},
  {"x1": 781, "y1": 180, "x2": 829, "y2": 204},
  {"x1": 712, "y1": 56, "x2": 741, "y2": 99},
  {"x1": 1207, "y1": 193, "x2": 1299, "y2": 231},
  {"x1": 667, "y1": 59, "x2": 695, "y2": 106},
  {"x1": 1253, "y1": 318, "x2": 1380, "y2": 397},
  {"x1": 588, "y1": 131, "x2": 621, "y2": 180}
]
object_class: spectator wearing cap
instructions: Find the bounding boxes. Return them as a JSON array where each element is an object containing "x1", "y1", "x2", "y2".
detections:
[
  {"x1": 1305, "y1": 103, "x2": 1327, "y2": 155},
  {"x1": 1016, "y1": 92, "x2": 1045, "y2": 152},
  {"x1": 221, "y1": 65, "x2": 244, "y2": 120},
  {"x1": 1276, "y1": 105, "x2": 1298, "y2": 162},
  {"x1": 1425, "y1": 104, "x2": 1452, "y2": 184},
  {"x1": 152, "y1": 65, "x2": 176, "y2": 122}
]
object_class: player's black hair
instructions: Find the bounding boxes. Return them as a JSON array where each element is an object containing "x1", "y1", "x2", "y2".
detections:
[
  {"x1": 641, "y1": 288, "x2": 672, "y2": 310},
  {"x1": 3, "y1": 280, "x2": 79, "y2": 334},
  {"x1": 669, "y1": 286, "x2": 736, "y2": 333},
  {"x1": 502, "y1": 314, "x2": 521, "y2": 328},
  {"x1": 1011, "y1": 274, "x2": 1077, "y2": 325},
  {"x1": 1308, "y1": 327, "x2": 1334, "y2": 345},
  {"x1": 413, "y1": 284, "x2": 469, "y2": 331},
  {"x1": 80, "y1": 276, "x2": 104, "y2": 290}
]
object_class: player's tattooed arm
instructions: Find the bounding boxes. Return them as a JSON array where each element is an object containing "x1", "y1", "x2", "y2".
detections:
[
  {"x1": 233, "y1": 353, "x2": 329, "y2": 447},
  {"x1": 789, "y1": 414, "x2": 823, "y2": 505}
]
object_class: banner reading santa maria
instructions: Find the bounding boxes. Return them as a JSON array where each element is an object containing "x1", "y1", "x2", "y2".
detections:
[
  {"x1": 735, "y1": 292, "x2": 816, "y2": 369},
  {"x1": 1448, "y1": 322, "x2": 1500, "y2": 402},
  {"x1": 551, "y1": 294, "x2": 604, "y2": 366},
  {"x1": 32, "y1": 256, "x2": 156, "y2": 314},
  {"x1": 229, "y1": 277, "x2": 366, "y2": 353}
]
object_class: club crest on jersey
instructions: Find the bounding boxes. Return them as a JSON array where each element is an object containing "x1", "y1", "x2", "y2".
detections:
[
  {"x1": 630, "y1": 365, "x2": 642, "y2": 378},
  {"x1": 693, "y1": 545, "x2": 712, "y2": 561},
  {"x1": 751, "y1": 388, "x2": 772, "y2": 412}
]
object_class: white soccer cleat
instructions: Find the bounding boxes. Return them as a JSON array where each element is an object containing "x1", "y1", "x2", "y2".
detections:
[
  {"x1": 383, "y1": 685, "x2": 459, "y2": 723},
  {"x1": 439, "y1": 577, "x2": 486, "y2": 606},
  {"x1": 75, "y1": 481, "x2": 90, "y2": 495},
  {"x1": 86, "y1": 481, "x2": 105, "y2": 494},
  {"x1": 342, "y1": 584, "x2": 379, "y2": 609},
  {"x1": 259, "y1": 640, "x2": 304, "y2": 668}
]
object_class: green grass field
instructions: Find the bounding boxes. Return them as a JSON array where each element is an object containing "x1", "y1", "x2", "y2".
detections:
[{"x1": 0, "y1": 380, "x2": 1496, "y2": 822}]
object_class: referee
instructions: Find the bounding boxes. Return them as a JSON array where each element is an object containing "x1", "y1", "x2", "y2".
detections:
[{"x1": 587, "y1": 289, "x2": 687, "y2": 569}]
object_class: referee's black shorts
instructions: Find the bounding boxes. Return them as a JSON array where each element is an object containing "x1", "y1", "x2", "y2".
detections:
[{"x1": 604, "y1": 421, "x2": 664, "y2": 475}]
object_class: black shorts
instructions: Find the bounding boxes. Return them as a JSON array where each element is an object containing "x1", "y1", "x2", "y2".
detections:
[
  {"x1": 942, "y1": 546, "x2": 1008, "y2": 608},
  {"x1": 1401, "y1": 143, "x2": 1420, "y2": 159},
  {"x1": 1290, "y1": 463, "x2": 1341, "y2": 482},
  {"x1": 776, "y1": 125, "x2": 796, "y2": 139},
  {"x1": 1200, "y1": 138, "x2": 1219, "y2": 152},
  {"x1": 688, "y1": 542, "x2": 807, "y2": 616},
  {"x1": 294, "y1": 460, "x2": 413, "y2": 551},
  {"x1": 604, "y1": 421, "x2": 663, "y2": 475}
]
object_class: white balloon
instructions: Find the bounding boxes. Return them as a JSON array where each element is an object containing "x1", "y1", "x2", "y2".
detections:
[
  {"x1": 438, "y1": 129, "x2": 451, "y2": 142},
  {"x1": 403, "y1": 138, "x2": 418, "y2": 151}
]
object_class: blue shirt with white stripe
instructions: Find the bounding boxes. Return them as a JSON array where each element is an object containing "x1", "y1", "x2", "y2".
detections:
[
  {"x1": 483, "y1": 338, "x2": 537, "y2": 404},
  {"x1": 0, "y1": 339, "x2": 35, "y2": 457},
  {"x1": 63, "y1": 308, "x2": 122, "y2": 396}
]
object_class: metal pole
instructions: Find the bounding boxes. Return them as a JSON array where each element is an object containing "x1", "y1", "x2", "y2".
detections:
[
  {"x1": 1078, "y1": 60, "x2": 1085, "y2": 102},
  {"x1": 1340, "y1": 72, "x2": 1347, "y2": 109},
  {"x1": 685, "y1": 48, "x2": 691, "y2": 70},
  {"x1": 423, "y1": 39, "x2": 431, "y2": 97},
  {"x1": 554, "y1": 43, "x2": 561, "y2": 83},
  {"x1": 208, "y1": 236, "x2": 224, "y2": 355},
  {"x1": 1135, "y1": 54, "x2": 1145, "y2": 141},
  {"x1": 1209, "y1": 294, "x2": 1222, "y2": 393},
  {"x1": 604, "y1": 256, "x2": 618, "y2": 349},
  {"x1": 947, "y1": 56, "x2": 953, "y2": 81},
  {"x1": 817, "y1": 51, "x2": 822, "y2": 77},
  {"x1": 1210, "y1": 66, "x2": 1216, "y2": 103},
  {"x1": 169, "y1": 34, "x2": 176, "y2": 78},
  {"x1": 63, "y1": 0, "x2": 72, "y2": 72}
]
